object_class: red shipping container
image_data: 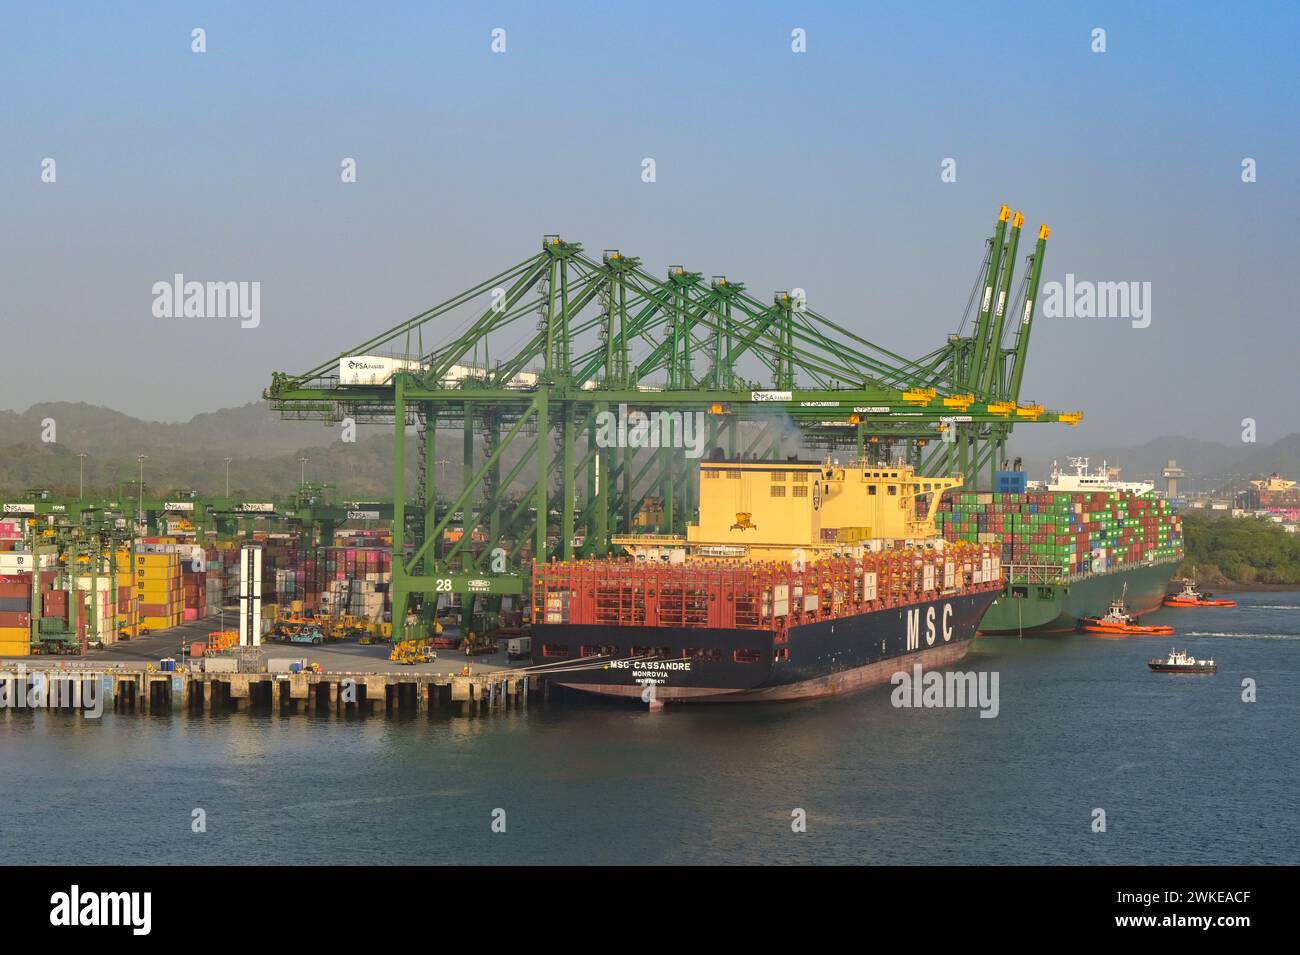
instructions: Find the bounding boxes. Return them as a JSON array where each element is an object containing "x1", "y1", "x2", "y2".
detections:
[
  {"x1": 0, "y1": 579, "x2": 31, "y2": 598},
  {"x1": 43, "y1": 589, "x2": 68, "y2": 607},
  {"x1": 0, "y1": 610, "x2": 31, "y2": 628}
]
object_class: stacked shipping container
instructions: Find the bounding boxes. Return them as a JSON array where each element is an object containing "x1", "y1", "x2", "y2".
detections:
[
  {"x1": 258, "y1": 545, "x2": 393, "y2": 622},
  {"x1": 0, "y1": 573, "x2": 30, "y2": 656},
  {"x1": 935, "y1": 490, "x2": 1182, "y2": 575},
  {"x1": 1, "y1": 530, "x2": 398, "y2": 656},
  {"x1": 182, "y1": 566, "x2": 207, "y2": 621},
  {"x1": 136, "y1": 551, "x2": 183, "y2": 631}
]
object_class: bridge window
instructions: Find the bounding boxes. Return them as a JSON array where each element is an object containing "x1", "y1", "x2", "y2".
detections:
[
  {"x1": 733, "y1": 648, "x2": 760, "y2": 664},
  {"x1": 770, "y1": 486, "x2": 786, "y2": 497},
  {"x1": 868, "y1": 485, "x2": 877, "y2": 495},
  {"x1": 541, "y1": 644, "x2": 569, "y2": 658},
  {"x1": 792, "y1": 486, "x2": 808, "y2": 497},
  {"x1": 887, "y1": 485, "x2": 897, "y2": 495}
]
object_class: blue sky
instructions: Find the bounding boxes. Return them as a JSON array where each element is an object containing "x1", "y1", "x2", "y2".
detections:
[{"x1": 2, "y1": 1, "x2": 1297, "y2": 447}]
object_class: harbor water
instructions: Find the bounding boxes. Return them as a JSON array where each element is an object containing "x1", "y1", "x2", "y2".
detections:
[{"x1": 2, "y1": 593, "x2": 1297, "y2": 865}]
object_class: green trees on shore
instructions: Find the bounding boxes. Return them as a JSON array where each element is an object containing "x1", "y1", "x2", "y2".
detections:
[{"x1": 1180, "y1": 513, "x2": 1300, "y2": 586}]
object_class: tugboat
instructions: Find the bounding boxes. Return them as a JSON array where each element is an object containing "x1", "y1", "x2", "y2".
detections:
[
  {"x1": 1162, "y1": 570, "x2": 1237, "y2": 608},
  {"x1": 1148, "y1": 648, "x2": 1217, "y2": 673},
  {"x1": 1078, "y1": 584, "x2": 1175, "y2": 636}
]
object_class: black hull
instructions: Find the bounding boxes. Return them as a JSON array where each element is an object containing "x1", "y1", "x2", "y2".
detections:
[{"x1": 532, "y1": 590, "x2": 999, "y2": 702}]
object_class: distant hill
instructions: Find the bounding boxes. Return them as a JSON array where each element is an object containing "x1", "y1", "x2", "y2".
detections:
[
  {"x1": 0, "y1": 402, "x2": 408, "y2": 500},
  {"x1": 1009, "y1": 433, "x2": 1300, "y2": 493},
  {"x1": 4, "y1": 401, "x2": 1300, "y2": 501},
  {"x1": 0, "y1": 401, "x2": 341, "y2": 457},
  {"x1": 1208, "y1": 433, "x2": 1300, "y2": 491}
]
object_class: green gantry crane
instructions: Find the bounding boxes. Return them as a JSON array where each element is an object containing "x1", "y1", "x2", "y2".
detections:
[{"x1": 264, "y1": 207, "x2": 1078, "y2": 640}]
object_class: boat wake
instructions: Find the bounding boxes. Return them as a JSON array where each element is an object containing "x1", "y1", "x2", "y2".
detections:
[{"x1": 1182, "y1": 630, "x2": 1300, "y2": 640}]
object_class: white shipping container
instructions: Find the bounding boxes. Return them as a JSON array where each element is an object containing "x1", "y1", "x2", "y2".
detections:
[
  {"x1": 0, "y1": 552, "x2": 35, "y2": 572},
  {"x1": 73, "y1": 576, "x2": 115, "y2": 592},
  {"x1": 773, "y1": 584, "x2": 789, "y2": 617}
]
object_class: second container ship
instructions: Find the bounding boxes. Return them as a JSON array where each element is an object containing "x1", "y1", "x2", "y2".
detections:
[
  {"x1": 531, "y1": 457, "x2": 1002, "y2": 703},
  {"x1": 935, "y1": 458, "x2": 1183, "y2": 635}
]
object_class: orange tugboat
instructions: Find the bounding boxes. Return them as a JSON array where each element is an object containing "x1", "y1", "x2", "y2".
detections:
[
  {"x1": 1078, "y1": 585, "x2": 1174, "y2": 636},
  {"x1": 1162, "y1": 572, "x2": 1237, "y2": 608}
]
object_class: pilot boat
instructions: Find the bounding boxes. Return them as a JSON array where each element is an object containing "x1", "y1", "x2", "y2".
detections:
[{"x1": 1148, "y1": 648, "x2": 1216, "y2": 673}]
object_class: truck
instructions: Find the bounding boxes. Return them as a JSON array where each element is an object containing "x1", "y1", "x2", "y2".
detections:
[
  {"x1": 285, "y1": 627, "x2": 325, "y2": 646},
  {"x1": 505, "y1": 635, "x2": 531, "y2": 661}
]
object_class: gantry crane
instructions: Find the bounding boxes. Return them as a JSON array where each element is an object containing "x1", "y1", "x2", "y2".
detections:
[{"x1": 264, "y1": 206, "x2": 1079, "y2": 640}]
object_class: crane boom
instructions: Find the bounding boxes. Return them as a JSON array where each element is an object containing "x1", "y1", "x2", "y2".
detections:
[
  {"x1": 979, "y1": 210, "x2": 1023, "y2": 397},
  {"x1": 1005, "y1": 224, "x2": 1050, "y2": 401},
  {"x1": 965, "y1": 204, "x2": 1010, "y2": 392}
]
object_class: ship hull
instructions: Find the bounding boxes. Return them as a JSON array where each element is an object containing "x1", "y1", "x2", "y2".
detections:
[
  {"x1": 532, "y1": 590, "x2": 999, "y2": 703},
  {"x1": 977, "y1": 558, "x2": 1180, "y2": 636}
]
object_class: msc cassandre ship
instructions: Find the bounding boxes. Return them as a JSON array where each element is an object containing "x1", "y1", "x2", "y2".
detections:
[{"x1": 530, "y1": 456, "x2": 1001, "y2": 703}]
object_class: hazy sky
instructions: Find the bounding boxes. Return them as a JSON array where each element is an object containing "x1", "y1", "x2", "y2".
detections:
[{"x1": 3, "y1": 1, "x2": 1297, "y2": 448}]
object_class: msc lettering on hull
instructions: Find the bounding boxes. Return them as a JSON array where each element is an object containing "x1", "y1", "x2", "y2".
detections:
[{"x1": 906, "y1": 603, "x2": 954, "y2": 650}]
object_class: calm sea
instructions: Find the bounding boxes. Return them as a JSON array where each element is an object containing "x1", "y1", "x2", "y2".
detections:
[{"x1": 3, "y1": 592, "x2": 1297, "y2": 865}]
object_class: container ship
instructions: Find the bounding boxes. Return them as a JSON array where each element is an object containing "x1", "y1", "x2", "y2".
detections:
[
  {"x1": 530, "y1": 458, "x2": 1002, "y2": 703},
  {"x1": 935, "y1": 458, "x2": 1183, "y2": 635}
]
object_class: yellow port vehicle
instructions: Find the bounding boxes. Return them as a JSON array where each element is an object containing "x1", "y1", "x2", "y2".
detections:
[
  {"x1": 459, "y1": 630, "x2": 499, "y2": 656},
  {"x1": 389, "y1": 639, "x2": 436, "y2": 665}
]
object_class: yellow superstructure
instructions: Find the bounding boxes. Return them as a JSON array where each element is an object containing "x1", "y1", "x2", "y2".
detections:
[
  {"x1": 616, "y1": 458, "x2": 962, "y2": 563},
  {"x1": 1252, "y1": 474, "x2": 1296, "y2": 493}
]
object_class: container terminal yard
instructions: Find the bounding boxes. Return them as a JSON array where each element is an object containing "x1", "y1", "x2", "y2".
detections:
[{"x1": 2, "y1": 205, "x2": 1192, "y2": 710}]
